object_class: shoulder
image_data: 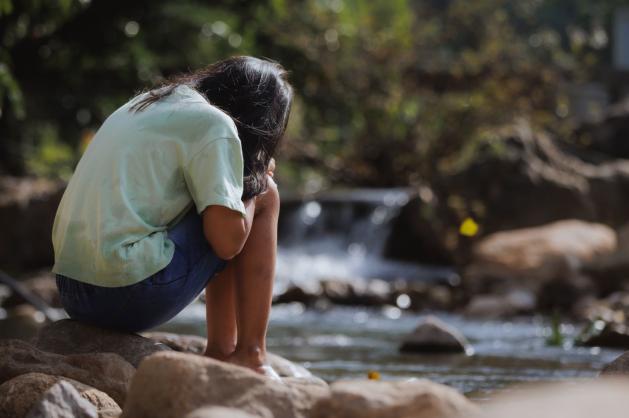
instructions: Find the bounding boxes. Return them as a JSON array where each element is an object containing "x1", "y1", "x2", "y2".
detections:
[{"x1": 174, "y1": 85, "x2": 239, "y2": 142}]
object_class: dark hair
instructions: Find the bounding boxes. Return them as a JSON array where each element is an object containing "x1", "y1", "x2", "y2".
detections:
[{"x1": 130, "y1": 56, "x2": 293, "y2": 200}]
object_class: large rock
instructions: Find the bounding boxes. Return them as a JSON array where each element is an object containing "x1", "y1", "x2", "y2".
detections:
[
  {"x1": 480, "y1": 379, "x2": 629, "y2": 418},
  {"x1": 310, "y1": 379, "x2": 478, "y2": 418},
  {"x1": 35, "y1": 319, "x2": 170, "y2": 367},
  {"x1": 399, "y1": 316, "x2": 473, "y2": 355},
  {"x1": 120, "y1": 351, "x2": 329, "y2": 418},
  {"x1": 25, "y1": 380, "x2": 97, "y2": 418},
  {"x1": 0, "y1": 339, "x2": 134, "y2": 405},
  {"x1": 465, "y1": 220, "x2": 616, "y2": 286},
  {"x1": 0, "y1": 176, "x2": 66, "y2": 271},
  {"x1": 0, "y1": 372, "x2": 120, "y2": 418},
  {"x1": 601, "y1": 351, "x2": 629, "y2": 376},
  {"x1": 144, "y1": 332, "x2": 319, "y2": 380}
]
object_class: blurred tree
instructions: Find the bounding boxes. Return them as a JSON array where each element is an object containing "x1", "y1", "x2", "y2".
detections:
[{"x1": 0, "y1": 0, "x2": 626, "y2": 189}]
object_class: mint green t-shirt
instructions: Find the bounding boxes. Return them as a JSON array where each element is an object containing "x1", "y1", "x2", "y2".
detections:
[{"x1": 52, "y1": 85, "x2": 246, "y2": 287}]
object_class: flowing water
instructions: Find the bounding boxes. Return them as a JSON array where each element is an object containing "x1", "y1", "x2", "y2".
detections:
[{"x1": 157, "y1": 189, "x2": 622, "y2": 399}]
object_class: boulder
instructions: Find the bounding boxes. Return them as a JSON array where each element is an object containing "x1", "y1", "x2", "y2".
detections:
[
  {"x1": 0, "y1": 372, "x2": 120, "y2": 418},
  {"x1": 25, "y1": 380, "x2": 97, "y2": 418},
  {"x1": 185, "y1": 407, "x2": 261, "y2": 418},
  {"x1": 144, "y1": 332, "x2": 322, "y2": 380},
  {"x1": 0, "y1": 176, "x2": 66, "y2": 271},
  {"x1": 0, "y1": 339, "x2": 134, "y2": 405},
  {"x1": 273, "y1": 285, "x2": 322, "y2": 306},
  {"x1": 120, "y1": 351, "x2": 330, "y2": 418},
  {"x1": 399, "y1": 316, "x2": 473, "y2": 355},
  {"x1": 465, "y1": 220, "x2": 616, "y2": 286},
  {"x1": 578, "y1": 321, "x2": 629, "y2": 349},
  {"x1": 310, "y1": 379, "x2": 478, "y2": 418},
  {"x1": 480, "y1": 378, "x2": 629, "y2": 418},
  {"x1": 35, "y1": 319, "x2": 171, "y2": 367},
  {"x1": 601, "y1": 352, "x2": 629, "y2": 376}
]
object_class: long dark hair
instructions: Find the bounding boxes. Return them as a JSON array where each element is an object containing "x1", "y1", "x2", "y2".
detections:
[{"x1": 130, "y1": 56, "x2": 293, "y2": 200}]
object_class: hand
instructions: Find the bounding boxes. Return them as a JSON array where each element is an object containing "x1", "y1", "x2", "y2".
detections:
[{"x1": 267, "y1": 158, "x2": 276, "y2": 178}]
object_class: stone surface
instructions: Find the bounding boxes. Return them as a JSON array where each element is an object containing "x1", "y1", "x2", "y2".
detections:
[
  {"x1": 464, "y1": 289, "x2": 536, "y2": 318},
  {"x1": 0, "y1": 339, "x2": 134, "y2": 405},
  {"x1": 480, "y1": 379, "x2": 629, "y2": 418},
  {"x1": 399, "y1": 316, "x2": 473, "y2": 355},
  {"x1": 0, "y1": 372, "x2": 120, "y2": 418},
  {"x1": 120, "y1": 351, "x2": 329, "y2": 418},
  {"x1": 35, "y1": 319, "x2": 171, "y2": 367},
  {"x1": 143, "y1": 332, "x2": 320, "y2": 381},
  {"x1": 465, "y1": 220, "x2": 616, "y2": 286},
  {"x1": 310, "y1": 379, "x2": 478, "y2": 418},
  {"x1": 25, "y1": 380, "x2": 98, "y2": 418},
  {"x1": 601, "y1": 352, "x2": 629, "y2": 376},
  {"x1": 185, "y1": 406, "x2": 261, "y2": 418}
]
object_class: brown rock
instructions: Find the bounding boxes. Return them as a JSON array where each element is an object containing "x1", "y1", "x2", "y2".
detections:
[
  {"x1": 466, "y1": 220, "x2": 616, "y2": 286},
  {"x1": 310, "y1": 379, "x2": 478, "y2": 418},
  {"x1": 25, "y1": 380, "x2": 97, "y2": 418},
  {"x1": 0, "y1": 339, "x2": 134, "y2": 405},
  {"x1": 143, "y1": 332, "x2": 322, "y2": 381},
  {"x1": 601, "y1": 351, "x2": 629, "y2": 376},
  {"x1": 120, "y1": 351, "x2": 329, "y2": 418},
  {"x1": 481, "y1": 379, "x2": 629, "y2": 418},
  {"x1": 0, "y1": 372, "x2": 120, "y2": 418},
  {"x1": 35, "y1": 319, "x2": 170, "y2": 367},
  {"x1": 399, "y1": 316, "x2": 473, "y2": 355}
]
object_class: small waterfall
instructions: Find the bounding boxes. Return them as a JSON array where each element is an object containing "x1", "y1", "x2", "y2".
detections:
[{"x1": 275, "y1": 188, "x2": 456, "y2": 294}]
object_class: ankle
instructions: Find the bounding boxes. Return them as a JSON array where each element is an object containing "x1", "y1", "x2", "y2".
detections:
[
  {"x1": 232, "y1": 344, "x2": 267, "y2": 365},
  {"x1": 204, "y1": 342, "x2": 236, "y2": 360}
]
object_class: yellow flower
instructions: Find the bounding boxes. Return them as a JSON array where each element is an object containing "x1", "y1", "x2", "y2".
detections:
[
  {"x1": 367, "y1": 371, "x2": 381, "y2": 380},
  {"x1": 459, "y1": 217, "x2": 479, "y2": 237}
]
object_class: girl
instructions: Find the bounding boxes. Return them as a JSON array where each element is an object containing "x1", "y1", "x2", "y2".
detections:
[{"x1": 52, "y1": 56, "x2": 293, "y2": 378}]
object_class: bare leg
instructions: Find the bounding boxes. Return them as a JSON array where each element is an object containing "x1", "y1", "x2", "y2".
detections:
[
  {"x1": 227, "y1": 181, "x2": 279, "y2": 373},
  {"x1": 204, "y1": 262, "x2": 237, "y2": 360}
]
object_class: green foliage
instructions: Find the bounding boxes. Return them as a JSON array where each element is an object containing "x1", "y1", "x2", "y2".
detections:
[{"x1": 0, "y1": 0, "x2": 626, "y2": 189}]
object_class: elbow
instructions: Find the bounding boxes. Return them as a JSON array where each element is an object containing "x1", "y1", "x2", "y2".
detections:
[
  {"x1": 207, "y1": 231, "x2": 247, "y2": 261},
  {"x1": 212, "y1": 244, "x2": 241, "y2": 261}
]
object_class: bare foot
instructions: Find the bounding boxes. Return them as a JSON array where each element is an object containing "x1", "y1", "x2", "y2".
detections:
[{"x1": 226, "y1": 348, "x2": 282, "y2": 381}]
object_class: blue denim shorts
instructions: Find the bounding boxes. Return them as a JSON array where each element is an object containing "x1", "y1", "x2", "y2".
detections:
[{"x1": 56, "y1": 209, "x2": 227, "y2": 333}]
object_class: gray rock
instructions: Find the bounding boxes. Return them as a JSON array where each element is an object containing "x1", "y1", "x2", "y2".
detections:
[
  {"x1": 0, "y1": 339, "x2": 134, "y2": 405},
  {"x1": 185, "y1": 406, "x2": 261, "y2": 418},
  {"x1": 35, "y1": 319, "x2": 171, "y2": 367},
  {"x1": 0, "y1": 372, "x2": 120, "y2": 418},
  {"x1": 25, "y1": 380, "x2": 98, "y2": 418},
  {"x1": 120, "y1": 351, "x2": 329, "y2": 418},
  {"x1": 310, "y1": 379, "x2": 478, "y2": 418},
  {"x1": 399, "y1": 316, "x2": 473, "y2": 355}
]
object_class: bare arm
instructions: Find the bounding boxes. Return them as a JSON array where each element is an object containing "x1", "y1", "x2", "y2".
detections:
[{"x1": 202, "y1": 198, "x2": 256, "y2": 260}]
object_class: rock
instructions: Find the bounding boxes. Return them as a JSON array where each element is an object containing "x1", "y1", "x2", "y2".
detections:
[
  {"x1": 273, "y1": 285, "x2": 322, "y2": 306},
  {"x1": 35, "y1": 319, "x2": 171, "y2": 367},
  {"x1": 601, "y1": 352, "x2": 629, "y2": 376},
  {"x1": 0, "y1": 372, "x2": 120, "y2": 418},
  {"x1": 0, "y1": 339, "x2": 134, "y2": 405},
  {"x1": 0, "y1": 176, "x2": 66, "y2": 271},
  {"x1": 321, "y1": 279, "x2": 392, "y2": 307},
  {"x1": 0, "y1": 304, "x2": 47, "y2": 340},
  {"x1": 536, "y1": 275, "x2": 595, "y2": 314},
  {"x1": 578, "y1": 320, "x2": 629, "y2": 349},
  {"x1": 310, "y1": 379, "x2": 478, "y2": 418},
  {"x1": 142, "y1": 331, "x2": 206, "y2": 355},
  {"x1": 120, "y1": 351, "x2": 329, "y2": 418},
  {"x1": 480, "y1": 378, "x2": 629, "y2": 418},
  {"x1": 25, "y1": 380, "x2": 97, "y2": 418},
  {"x1": 465, "y1": 220, "x2": 616, "y2": 286},
  {"x1": 4, "y1": 271, "x2": 62, "y2": 309},
  {"x1": 464, "y1": 289, "x2": 536, "y2": 318},
  {"x1": 185, "y1": 407, "x2": 261, "y2": 418},
  {"x1": 143, "y1": 331, "x2": 322, "y2": 381},
  {"x1": 399, "y1": 316, "x2": 473, "y2": 355}
]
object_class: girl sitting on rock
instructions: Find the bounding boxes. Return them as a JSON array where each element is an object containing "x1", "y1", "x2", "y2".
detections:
[{"x1": 52, "y1": 56, "x2": 293, "y2": 378}]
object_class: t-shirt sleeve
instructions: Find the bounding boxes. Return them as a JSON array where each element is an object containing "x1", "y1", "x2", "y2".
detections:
[{"x1": 184, "y1": 137, "x2": 246, "y2": 216}]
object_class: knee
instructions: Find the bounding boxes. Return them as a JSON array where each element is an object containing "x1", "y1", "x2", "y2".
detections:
[{"x1": 255, "y1": 176, "x2": 280, "y2": 216}]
